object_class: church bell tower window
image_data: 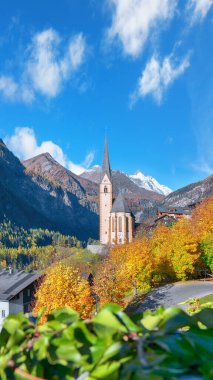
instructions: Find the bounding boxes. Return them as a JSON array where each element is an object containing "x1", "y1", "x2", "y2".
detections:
[{"x1": 104, "y1": 186, "x2": 108, "y2": 193}]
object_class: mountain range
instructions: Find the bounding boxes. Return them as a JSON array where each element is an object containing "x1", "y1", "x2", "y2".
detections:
[
  {"x1": 0, "y1": 138, "x2": 212, "y2": 239},
  {"x1": 0, "y1": 139, "x2": 99, "y2": 240},
  {"x1": 81, "y1": 166, "x2": 172, "y2": 196},
  {"x1": 129, "y1": 171, "x2": 172, "y2": 196}
]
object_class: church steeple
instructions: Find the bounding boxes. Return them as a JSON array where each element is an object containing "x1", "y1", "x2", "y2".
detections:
[
  {"x1": 99, "y1": 136, "x2": 134, "y2": 246},
  {"x1": 99, "y1": 137, "x2": 113, "y2": 245},
  {"x1": 101, "y1": 136, "x2": 111, "y2": 181}
]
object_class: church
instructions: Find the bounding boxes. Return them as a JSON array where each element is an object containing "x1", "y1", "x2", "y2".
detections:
[{"x1": 99, "y1": 138, "x2": 134, "y2": 245}]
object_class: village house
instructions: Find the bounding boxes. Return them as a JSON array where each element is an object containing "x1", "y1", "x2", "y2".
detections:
[
  {"x1": 154, "y1": 206, "x2": 191, "y2": 227},
  {"x1": 0, "y1": 268, "x2": 41, "y2": 330}
]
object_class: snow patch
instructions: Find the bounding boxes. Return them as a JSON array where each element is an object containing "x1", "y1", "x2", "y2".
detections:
[{"x1": 129, "y1": 171, "x2": 172, "y2": 196}]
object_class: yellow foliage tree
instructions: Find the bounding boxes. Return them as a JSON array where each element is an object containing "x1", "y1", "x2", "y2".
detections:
[
  {"x1": 94, "y1": 237, "x2": 153, "y2": 307},
  {"x1": 94, "y1": 197, "x2": 213, "y2": 308},
  {"x1": 168, "y1": 218, "x2": 199, "y2": 279},
  {"x1": 191, "y1": 197, "x2": 213, "y2": 241},
  {"x1": 151, "y1": 218, "x2": 200, "y2": 280},
  {"x1": 150, "y1": 225, "x2": 175, "y2": 283},
  {"x1": 93, "y1": 257, "x2": 126, "y2": 307},
  {"x1": 33, "y1": 262, "x2": 93, "y2": 322}
]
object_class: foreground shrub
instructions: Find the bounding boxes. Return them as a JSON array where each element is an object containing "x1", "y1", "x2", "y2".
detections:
[{"x1": 1, "y1": 304, "x2": 213, "y2": 379}]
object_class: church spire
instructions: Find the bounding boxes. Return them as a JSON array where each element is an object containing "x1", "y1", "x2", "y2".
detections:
[{"x1": 101, "y1": 136, "x2": 111, "y2": 181}]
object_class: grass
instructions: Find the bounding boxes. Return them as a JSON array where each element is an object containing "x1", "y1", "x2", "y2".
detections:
[
  {"x1": 199, "y1": 294, "x2": 213, "y2": 304},
  {"x1": 182, "y1": 293, "x2": 213, "y2": 315}
]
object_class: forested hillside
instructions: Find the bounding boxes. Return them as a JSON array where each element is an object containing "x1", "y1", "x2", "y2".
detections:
[{"x1": 0, "y1": 139, "x2": 98, "y2": 240}]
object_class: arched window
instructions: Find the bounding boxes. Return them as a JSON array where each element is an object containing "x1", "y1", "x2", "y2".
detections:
[
  {"x1": 119, "y1": 216, "x2": 122, "y2": 232},
  {"x1": 104, "y1": 186, "x2": 108, "y2": 193},
  {"x1": 126, "y1": 217, "x2": 129, "y2": 232},
  {"x1": 112, "y1": 217, "x2": 115, "y2": 232}
]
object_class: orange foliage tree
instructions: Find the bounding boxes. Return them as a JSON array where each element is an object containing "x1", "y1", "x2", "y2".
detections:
[
  {"x1": 151, "y1": 219, "x2": 200, "y2": 280},
  {"x1": 94, "y1": 237, "x2": 153, "y2": 307},
  {"x1": 94, "y1": 197, "x2": 213, "y2": 307},
  {"x1": 190, "y1": 197, "x2": 213, "y2": 271},
  {"x1": 33, "y1": 262, "x2": 93, "y2": 322}
]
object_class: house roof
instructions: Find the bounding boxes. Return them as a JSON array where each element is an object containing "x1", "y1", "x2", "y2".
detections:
[
  {"x1": 157, "y1": 207, "x2": 191, "y2": 215},
  {"x1": 101, "y1": 137, "x2": 111, "y2": 182},
  {"x1": 154, "y1": 215, "x2": 176, "y2": 223},
  {"x1": 0, "y1": 269, "x2": 41, "y2": 301},
  {"x1": 111, "y1": 192, "x2": 131, "y2": 213}
]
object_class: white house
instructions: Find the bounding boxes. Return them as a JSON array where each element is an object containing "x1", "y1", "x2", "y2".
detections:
[{"x1": 0, "y1": 268, "x2": 41, "y2": 330}]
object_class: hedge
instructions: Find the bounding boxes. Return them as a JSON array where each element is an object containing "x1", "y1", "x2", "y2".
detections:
[{"x1": 0, "y1": 304, "x2": 213, "y2": 379}]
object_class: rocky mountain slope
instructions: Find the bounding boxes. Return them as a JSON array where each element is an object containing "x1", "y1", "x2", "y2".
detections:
[
  {"x1": 163, "y1": 174, "x2": 213, "y2": 207},
  {"x1": 24, "y1": 155, "x2": 163, "y2": 219},
  {"x1": 81, "y1": 165, "x2": 102, "y2": 184},
  {"x1": 81, "y1": 167, "x2": 163, "y2": 200},
  {"x1": 129, "y1": 171, "x2": 172, "y2": 196},
  {"x1": 23, "y1": 153, "x2": 99, "y2": 213},
  {"x1": 1, "y1": 138, "x2": 211, "y2": 237},
  {"x1": 136, "y1": 174, "x2": 213, "y2": 223},
  {"x1": 0, "y1": 140, "x2": 98, "y2": 240}
]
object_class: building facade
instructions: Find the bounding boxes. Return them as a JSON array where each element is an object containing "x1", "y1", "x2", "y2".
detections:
[
  {"x1": 0, "y1": 269, "x2": 41, "y2": 330},
  {"x1": 99, "y1": 138, "x2": 134, "y2": 245}
]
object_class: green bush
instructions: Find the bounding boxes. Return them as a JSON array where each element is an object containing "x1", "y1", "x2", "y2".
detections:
[{"x1": 0, "y1": 305, "x2": 213, "y2": 379}]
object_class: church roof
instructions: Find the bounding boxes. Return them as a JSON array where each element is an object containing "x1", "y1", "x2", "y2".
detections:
[
  {"x1": 111, "y1": 192, "x2": 131, "y2": 213},
  {"x1": 101, "y1": 137, "x2": 111, "y2": 182}
]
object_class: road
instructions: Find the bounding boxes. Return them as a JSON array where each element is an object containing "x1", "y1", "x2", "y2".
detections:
[{"x1": 136, "y1": 281, "x2": 213, "y2": 312}]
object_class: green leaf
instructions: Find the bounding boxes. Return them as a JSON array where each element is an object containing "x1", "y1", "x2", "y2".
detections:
[
  {"x1": 158, "y1": 307, "x2": 193, "y2": 332},
  {"x1": 56, "y1": 343, "x2": 82, "y2": 362},
  {"x1": 141, "y1": 315, "x2": 162, "y2": 330},
  {"x1": 195, "y1": 308, "x2": 213, "y2": 328},
  {"x1": 93, "y1": 310, "x2": 128, "y2": 338},
  {"x1": 91, "y1": 361, "x2": 120, "y2": 379},
  {"x1": 100, "y1": 342, "x2": 123, "y2": 363},
  {"x1": 47, "y1": 307, "x2": 79, "y2": 323}
]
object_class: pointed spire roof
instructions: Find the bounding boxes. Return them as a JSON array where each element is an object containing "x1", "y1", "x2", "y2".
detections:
[
  {"x1": 111, "y1": 192, "x2": 131, "y2": 213},
  {"x1": 101, "y1": 136, "x2": 111, "y2": 181}
]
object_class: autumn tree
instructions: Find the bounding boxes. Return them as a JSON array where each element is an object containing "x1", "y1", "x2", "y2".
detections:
[
  {"x1": 93, "y1": 257, "x2": 126, "y2": 307},
  {"x1": 94, "y1": 197, "x2": 213, "y2": 309},
  {"x1": 33, "y1": 261, "x2": 93, "y2": 322},
  {"x1": 150, "y1": 225, "x2": 175, "y2": 283},
  {"x1": 191, "y1": 197, "x2": 213, "y2": 271},
  {"x1": 94, "y1": 237, "x2": 153, "y2": 307}
]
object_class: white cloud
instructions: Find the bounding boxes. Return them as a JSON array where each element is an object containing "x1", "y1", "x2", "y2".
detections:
[
  {"x1": 68, "y1": 34, "x2": 86, "y2": 69},
  {"x1": 68, "y1": 161, "x2": 86, "y2": 175},
  {"x1": 106, "y1": 0, "x2": 177, "y2": 58},
  {"x1": 0, "y1": 28, "x2": 86, "y2": 103},
  {"x1": 0, "y1": 76, "x2": 18, "y2": 99},
  {"x1": 83, "y1": 151, "x2": 95, "y2": 168},
  {"x1": 131, "y1": 53, "x2": 190, "y2": 104},
  {"x1": 0, "y1": 75, "x2": 35, "y2": 103},
  {"x1": 68, "y1": 151, "x2": 95, "y2": 175},
  {"x1": 5, "y1": 127, "x2": 94, "y2": 175},
  {"x1": 187, "y1": 0, "x2": 213, "y2": 22}
]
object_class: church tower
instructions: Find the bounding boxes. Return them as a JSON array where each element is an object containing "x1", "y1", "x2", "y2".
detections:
[{"x1": 99, "y1": 138, "x2": 113, "y2": 245}]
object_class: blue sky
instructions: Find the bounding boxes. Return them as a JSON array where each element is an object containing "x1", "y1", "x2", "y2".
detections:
[{"x1": 0, "y1": 0, "x2": 212, "y2": 190}]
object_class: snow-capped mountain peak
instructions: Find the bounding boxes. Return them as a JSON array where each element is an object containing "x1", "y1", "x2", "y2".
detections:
[{"x1": 129, "y1": 171, "x2": 172, "y2": 196}]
